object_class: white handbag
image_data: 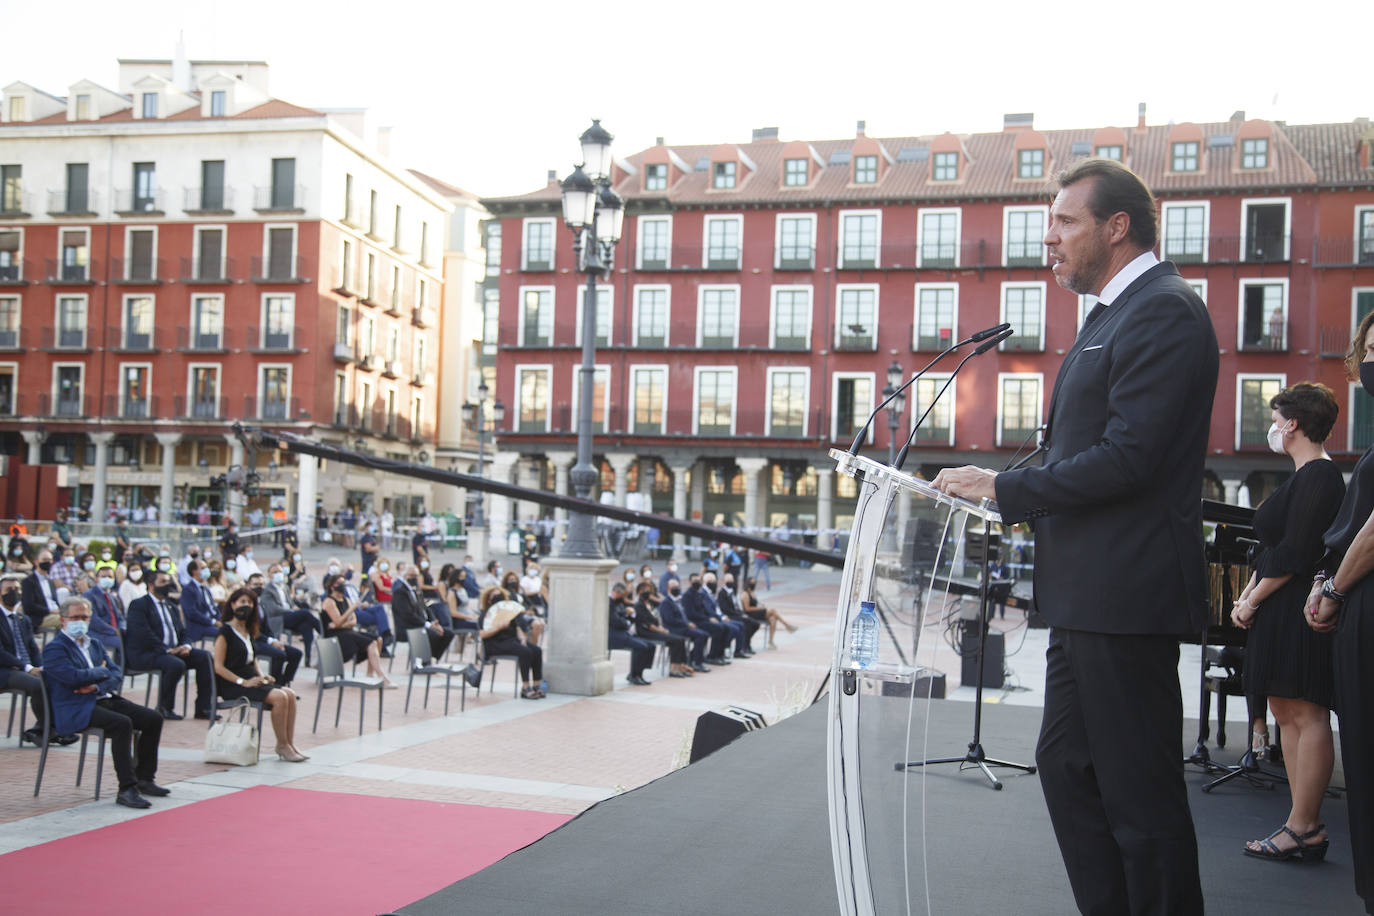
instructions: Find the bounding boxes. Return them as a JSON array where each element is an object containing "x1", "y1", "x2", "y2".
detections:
[{"x1": 203, "y1": 698, "x2": 260, "y2": 766}]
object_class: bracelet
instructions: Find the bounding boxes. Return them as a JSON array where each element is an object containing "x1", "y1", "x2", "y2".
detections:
[
  {"x1": 1241, "y1": 596, "x2": 1258, "y2": 612},
  {"x1": 1321, "y1": 578, "x2": 1347, "y2": 605}
]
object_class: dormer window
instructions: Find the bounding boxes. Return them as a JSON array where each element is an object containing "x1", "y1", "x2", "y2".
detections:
[
  {"x1": 1094, "y1": 145, "x2": 1122, "y2": 161},
  {"x1": 645, "y1": 163, "x2": 667, "y2": 191},
  {"x1": 1171, "y1": 141, "x2": 1199, "y2": 172},
  {"x1": 141, "y1": 92, "x2": 158, "y2": 118},
  {"x1": 7, "y1": 97, "x2": 25, "y2": 122},
  {"x1": 784, "y1": 158, "x2": 808, "y2": 186},
  {"x1": 1017, "y1": 149, "x2": 1044, "y2": 179},
  {"x1": 1241, "y1": 138, "x2": 1268, "y2": 169},
  {"x1": 713, "y1": 162, "x2": 736, "y2": 189},
  {"x1": 854, "y1": 155, "x2": 877, "y2": 184},
  {"x1": 75, "y1": 95, "x2": 91, "y2": 120},
  {"x1": 932, "y1": 152, "x2": 958, "y2": 181},
  {"x1": 210, "y1": 91, "x2": 226, "y2": 117}
]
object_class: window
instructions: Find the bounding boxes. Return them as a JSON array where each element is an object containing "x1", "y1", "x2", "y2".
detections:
[
  {"x1": 191, "y1": 295, "x2": 223, "y2": 349},
  {"x1": 637, "y1": 215, "x2": 670, "y2": 270},
  {"x1": 918, "y1": 209, "x2": 960, "y2": 267},
  {"x1": 1353, "y1": 381, "x2": 1374, "y2": 451},
  {"x1": 712, "y1": 162, "x2": 736, "y2": 189},
  {"x1": 784, "y1": 158, "x2": 808, "y2": 186},
  {"x1": 385, "y1": 388, "x2": 397, "y2": 435},
  {"x1": 140, "y1": 93, "x2": 158, "y2": 118},
  {"x1": 1017, "y1": 149, "x2": 1044, "y2": 179},
  {"x1": 1359, "y1": 208, "x2": 1374, "y2": 265},
  {"x1": 914, "y1": 284, "x2": 957, "y2": 350},
  {"x1": 911, "y1": 374, "x2": 955, "y2": 445},
  {"x1": 260, "y1": 366, "x2": 290, "y2": 419},
  {"x1": 394, "y1": 205, "x2": 403, "y2": 249},
  {"x1": 522, "y1": 218, "x2": 554, "y2": 270},
  {"x1": 695, "y1": 367, "x2": 736, "y2": 435},
  {"x1": 1241, "y1": 138, "x2": 1269, "y2": 169},
  {"x1": 6, "y1": 97, "x2": 24, "y2": 122},
  {"x1": 775, "y1": 214, "x2": 815, "y2": 269},
  {"x1": 210, "y1": 90, "x2": 226, "y2": 117},
  {"x1": 698, "y1": 286, "x2": 738, "y2": 347},
  {"x1": 74, "y1": 95, "x2": 90, "y2": 120},
  {"x1": 645, "y1": 163, "x2": 667, "y2": 191},
  {"x1": 854, "y1": 155, "x2": 877, "y2": 184},
  {"x1": 420, "y1": 221, "x2": 431, "y2": 265},
  {"x1": 333, "y1": 372, "x2": 348, "y2": 425},
  {"x1": 358, "y1": 380, "x2": 373, "y2": 429},
  {"x1": 411, "y1": 395, "x2": 424, "y2": 439},
  {"x1": 1171, "y1": 141, "x2": 1199, "y2": 172},
  {"x1": 1077, "y1": 294, "x2": 1098, "y2": 330},
  {"x1": 519, "y1": 287, "x2": 553, "y2": 347},
  {"x1": 482, "y1": 287, "x2": 499, "y2": 354},
  {"x1": 133, "y1": 162, "x2": 156, "y2": 211},
  {"x1": 1237, "y1": 375, "x2": 1284, "y2": 448},
  {"x1": 0, "y1": 364, "x2": 12, "y2": 415},
  {"x1": 339, "y1": 238, "x2": 354, "y2": 291},
  {"x1": 65, "y1": 163, "x2": 89, "y2": 213},
  {"x1": 570, "y1": 365, "x2": 610, "y2": 434},
  {"x1": 57, "y1": 296, "x2": 86, "y2": 347},
  {"x1": 631, "y1": 366, "x2": 667, "y2": 434},
  {"x1": 265, "y1": 225, "x2": 296, "y2": 279},
  {"x1": 368, "y1": 190, "x2": 378, "y2": 237},
  {"x1": 1000, "y1": 283, "x2": 1045, "y2": 351},
  {"x1": 123, "y1": 295, "x2": 154, "y2": 350},
  {"x1": 832, "y1": 374, "x2": 874, "y2": 442},
  {"x1": 576, "y1": 286, "x2": 613, "y2": 346},
  {"x1": 125, "y1": 227, "x2": 155, "y2": 280},
  {"x1": 932, "y1": 151, "x2": 958, "y2": 181},
  {"x1": 1094, "y1": 145, "x2": 1123, "y2": 161},
  {"x1": 767, "y1": 368, "x2": 808, "y2": 436},
  {"x1": 60, "y1": 229, "x2": 89, "y2": 281},
  {"x1": 1004, "y1": 206, "x2": 1047, "y2": 266},
  {"x1": 191, "y1": 366, "x2": 220, "y2": 418},
  {"x1": 121, "y1": 365, "x2": 150, "y2": 417},
  {"x1": 185, "y1": 226, "x2": 221, "y2": 283},
  {"x1": 634, "y1": 286, "x2": 668, "y2": 347},
  {"x1": 484, "y1": 222, "x2": 501, "y2": 276},
  {"x1": 385, "y1": 324, "x2": 400, "y2": 363},
  {"x1": 263, "y1": 295, "x2": 294, "y2": 349},
  {"x1": 516, "y1": 366, "x2": 550, "y2": 432},
  {"x1": 365, "y1": 252, "x2": 377, "y2": 301},
  {"x1": 1243, "y1": 198, "x2": 1290, "y2": 262},
  {"x1": 1239, "y1": 279, "x2": 1288, "y2": 351},
  {"x1": 998, "y1": 374, "x2": 1042, "y2": 447},
  {"x1": 344, "y1": 174, "x2": 355, "y2": 223},
  {"x1": 839, "y1": 211, "x2": 879, "y2": 268},
  {"x1": 1162, "y1": 202, "x2": 1208, "y2": 263},
  {"x1": 54, "y1": 365, "x2": 83, "y2": 417},
  {"x1": 270, "y1": 158, "x2": 295, "y2": 209},
  {"x1": 0, "y1": 296, "x2": 17, "y2": 348},
  {"x1": 200, "y1": 160, "x2": 225, "y2": 211},
  {"x1": 772, "y1": 286, "x2": 812, "y2": 350},
  {"x1": 357, "y1": 314, "x2": 375, "y2": 358},
  {"x1": 1, "y1": 165, "x2": 22, "y2": 213},
  {"x1": 704, "y1": 215, "x2": 741, "y2": 269},
  {"x1": 390, "y1": 264, "x2": 401, "y2": 310},
  {"x1": 836, "y1": 286, "x2": 877, "y2": 350},
  {"x1": 0, "y1": 229, "x2": 18, "y2": 280},
  {"x1": 336, "y1": 302, "x2": 352, "y2": 348},
  {"x1": 413, "y1": 335, "x2": 427, "y2": 375}
]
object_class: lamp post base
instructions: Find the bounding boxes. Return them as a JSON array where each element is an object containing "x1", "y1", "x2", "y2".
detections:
[
  {"x1": 540, "y1": 555, "x2": 619, "y2": 696},
  {"x1": 466, "y1": 525, "x2": 488, "y2": 567}
]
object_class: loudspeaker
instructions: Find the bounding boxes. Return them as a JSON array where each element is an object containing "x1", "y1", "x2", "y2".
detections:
[
  {"x1": 689, "y1": 706, "x2": 767, "y2": 763},
  {"x1": 960, "y1": 627, "x2": 1004, "y2": 689}
]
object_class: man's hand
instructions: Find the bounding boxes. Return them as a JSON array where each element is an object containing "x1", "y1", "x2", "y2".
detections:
[
  {"x1": 171, "y1": 645, "x2": 190, "y2": 658},
  {"x1": 930, "y1": 466, "x2": 999, "y2": 503},
  {"x1": 75, "y1": 684, "x2": 98, "y2": 694}
]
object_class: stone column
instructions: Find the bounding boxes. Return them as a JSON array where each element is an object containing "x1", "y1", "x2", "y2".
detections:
[
  {"x1": 296, "y1": 452, "x2": 318, "y2": 546},
  {"x1": 606, "y1": 452, "x2": 635, "y2": 508},
  {"x1": 155, "y1": 433, "x2": 182, "y2": 529},
  {"x1": 540, "y1": 554, "x2": 619, "y2": 696},
  {"x1": 670, "y1": 461, "x2": 692, "y2": 561},
  {"x1": 89, "y1": 432, "x2": 114, "y2": 523},
  {"x1": 1223, "y1": 478, "x2": 1241, "y2": 506},
  {"x1": 689, "y1": 460, "x2": 706, "y2": 559},
  {"x1": 546, "y1": 450, "x2": 576, "y2": 534},
  {"x1": 485, "y1": 451, "x2": 520, "y2": 558},
  {"x1": 736, "y1": 457, "x2": 768, "y2": 533},
  {"x1": 224, "y1": 434, "x2": 246, "y2": 525},
  {"x1": 21, "y1": 429, "x2": 44, "y2": 465},
  {"x1": 816, "y1": 467, "x2": 835, "y2": 552}
]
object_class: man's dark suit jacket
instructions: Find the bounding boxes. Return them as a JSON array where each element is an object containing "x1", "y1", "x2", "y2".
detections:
[
  {"x1": 125, "y1": 594, "x2": 187, "y2": 667},
  {"x1": 41, "y1": 632, "x2": 123, "y2": 735},
  {"x1": 390, "y1": 580, "x2": 434, "y2": 632},
  {"x1": 658, "y1": 595, "x2": 693, "y2": 632},
  {"x1": 20, "y1": 571, "x2": 58, "y2": 629},
  {"x1": 0, "y1": 610, "x2": 40, "y2": 687},
  {"x1": 84, "y1": 586, "x2": 125, "y2": 641},
  {"x1": 995, "y1": 261, "x2": 1219, "y2": 636}
]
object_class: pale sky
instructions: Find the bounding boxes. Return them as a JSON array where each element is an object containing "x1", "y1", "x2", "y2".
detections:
[{"x1": 6, "y1": 0, "x2": 1368, "y2": 200}]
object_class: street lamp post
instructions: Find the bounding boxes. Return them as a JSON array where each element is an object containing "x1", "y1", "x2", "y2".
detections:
[
  {"x1": 882, "y1": 360, "x2": 906, "y2": 553},
  {"x1": 461, "y1": 379, "x2": 505, "y2": 530},
  {"x1": 558, "y1": 120, "x2": 624, "y2": 559}
]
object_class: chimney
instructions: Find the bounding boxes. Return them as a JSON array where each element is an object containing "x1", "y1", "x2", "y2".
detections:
[
  {"x1": 751, "y1": 126, "x2": 779, "y2": 142},
  {"x1": 856, "y1": 119, "x2": 866, "y2": 136},
  {"x1": 1229, "y1": 109, "x2": 1246, "y2": 122},
  {"x1": 172, "y1": 31, "x2": 191, "y2": 92},
  {"x1": 655, "y1": 136, "x2": 664, "y2": 146},
  {"x1": 547, "y1": 169, "x2": 558, "y2": 184},
  {"x1": 1003, "y1": 112, "x2": 1034, "y2": 132},
  {"x1": 1137, "y1": 102, "x2": 1147, "y2": 131},
  {"x1": 376, "y1": 126, "x2": 392, "y2": 158}
]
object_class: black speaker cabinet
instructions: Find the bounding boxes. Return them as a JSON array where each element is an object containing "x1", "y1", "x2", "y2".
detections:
[
  {"x1": 960, "y1": 628, "x2": 1005, "y2": 689},
  {"x1": 689, "y1": 706, "x2": 767, "y2": 763}
]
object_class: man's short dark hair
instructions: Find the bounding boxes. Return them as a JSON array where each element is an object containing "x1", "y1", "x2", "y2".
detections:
[
  {"x1": 1056, "y1": 158, "x2": 1158, "y2": 251},
  {"x1": 1270, "y1": 382, "x2": 1339, "y2": 444}
]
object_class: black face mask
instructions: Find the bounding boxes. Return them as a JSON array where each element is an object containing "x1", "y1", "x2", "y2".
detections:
[
  {"x1": 669, "y1": 587, "x2": 682, "y2": 597},
  {"x1": 1361, "y1": 361, "x2": 1374, "y2": 398},
  {"x1": 1, "y1": 592, "x2": 18, "y2": 608},
  {"x1": 154, "y1": 583, "x2": 173, "y2": 599},
  {"x1": 232, "y1": 606, "x2": 254, "y2": 621},
  {"x1": 406, "y1": 579, "x2": 419, "y2": 589},
  {"x1": 250, "y1": 585, "x2": 264, "y2": 595},
  {"x1": 38, "y1": 560, "x2": 52, "y2": 571}
]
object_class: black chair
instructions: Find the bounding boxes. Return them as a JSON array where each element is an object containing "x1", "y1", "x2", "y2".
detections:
[
  {"x1": 115, "y1": 632, "x2": 190, "y2": 714},
  {"x1": 32, "y1": 671, "x2": 112, "y2": 799},
  {"x1": 3, "y1": 683, "x2": 33, "y2": 739},
  {"x1": 403, "y1": 627, "x2": 469, "y2": 715}
]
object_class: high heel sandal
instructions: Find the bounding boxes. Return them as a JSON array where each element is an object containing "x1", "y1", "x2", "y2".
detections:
[
  {"x1": 1244, "y1": 824, "x2": 1329, "y2": 863},
  {"x1": 1251, "y1": 729, "x2": 1269, "y2": 761},
  {"x1": 276, "y1": 745, "x2": 308, "y2": 763}
]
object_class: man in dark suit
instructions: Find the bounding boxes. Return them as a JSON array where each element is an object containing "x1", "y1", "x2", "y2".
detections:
[
  {"x1": 259, "y1": 563, "x2": 319, "y2": 665},
  {"x1": 934, "y1": 158, "x2": 1216, "y2": 915},
  {"x1": 125, "y1": 570, "x2": 214, "y2": 720},
  {"x1": 83, "y1": 575, "x2": 125, "y2": 643},
  {"x1": 391, "y1": 569, "x2": 453, "y2": 661},
  {"x1": 656, "y1": 581, "x2": 710, "y2": 673},
  {"x1": 20, "y1": 548, "x2": 61, "y2": 631},
  {"x1": 715, "y1": 573, "x2": 760, "y2": 653},
  {"x1": 680, "y1": 574, "x2": 730, "y2": 665},
  {"x1": 1, "y1": 574, "x2": 54, "y2": 745},
  {"x1": 42, "y1": 595, "x2": 168, "y2": 809},
  {"x1": 607, "y1": 582, "x2": 655, "y2": 686},
  {"x1": 179, "y1": 559, "x2": 220, "y2": 643},
  {"x1": 700, "y1": 573, "x2": 750, "y2": 658},
  {"x1": 244, "y1": 574, "x2": 303, "y2": 687}
]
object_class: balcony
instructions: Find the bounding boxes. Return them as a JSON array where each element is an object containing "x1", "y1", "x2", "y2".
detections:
[
  {"x1": 917, "y1": 243, "x2": 958, "y2": 269},
  {"x1": 106, "y1": 325, "x2": 163, "y2": 353},
  {"x1": 253, "y1": 184, "x2": 305, "y2": 214},
  {"x1": 520, "y1": 251, "x2": 554, "y2": 272},
  {"x1": 1239, "y1": 319, "x2": 1289, "y2": 353},
  {"x1": 410, "y1": 369, "x2": 433, "y2": 387},
  {"x1": 113, "y1": 188, "x2": 165, "y2": 216},
  {"x1": 330, "y1": 265, "x2": 360, "y2": 296},
  {"x1": 38, "y1": 393, "x2": 91, "y2": 418},
  {"x1": 0, "y1": 258, "x2": 31, "y2": 285},
  {"x1": 1312, "y1": 235, "x2": 1374, "y2": 267},
  {"x1": 342, "y1": 199, "x2": 365, "y2": 229},
  {"x1": 243, "y1": 395, "x2": 301, "y2": 422},
  {"x1": 1004, "y1": 244, "x2": 1044, "y2": 269},
  {"x1": 999, "y1": 334, "x2": 1044, "y2": 353},
  {"x1": 46, "y1": 189, "x2": 99, "y2": 217},
  {"x1": 179, "y1": 256, "x2": 235, "y2": 284},
  {"x1": 775, "y1": 247, "x2": 815, "y2": 271},
  {"x1": 175, "y1": 326, "x2": 232, "y2": 352},
  {"x1": 251, "y1": 255, "x2": 309, "y2": 283},
  {"x1": 182, "y1": 186, "x2": 234, "y2": 214},
  {"x1": 105, "y1": 394, "x2": 162, "y2": 420},
  {"x1": 111, "y1": 257, "x2": 164, "y2": 285},
  {"x1": 0, "y1": 325, "x2": 22, "y2": 350},
  {"x1": 382, "y1": 359, "x2": 401, "y2": 379},
  {"x1": 332, "y1": 342, "x2": 353, "y2": 362},
  {"x1": 705, "y1": 248, "x2": 742, "y2": 271},
  {"x1": 174, "y1": 395, "x2": 228, "y2": 420},
  {"x1": 359, "y1": 353, "x2": 383, "y2": 372},
  {"x1": 245, "y1": 324, "x2": 304, "y2": 353},
  {"x1": 40, "y1": 327, "x2": 90, "y2": 351},
  {"x1": 0, "y1": 191, "x2": 33, "y2": 218},
  {"x1": 412, "y1": 305, "x2": 436, "y2": 328},
  {"x1": 1320, "y1": 325, "x2": 1353, "y2": 358},
  {"x1": 836, "y1": 334, "x2": 876, "y2": 352},
  {"x1": 43, "y1": 258, "x2": 97, "y2": 285},
  {"x1": 332, "y1": 404, "x2": 361, "y2": 428}
]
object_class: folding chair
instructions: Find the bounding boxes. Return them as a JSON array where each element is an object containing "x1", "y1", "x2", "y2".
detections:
[
  {"x1": 403, "y1": 627, "x2": 468, "y2": 715},
  {"x1": 312, "y1": 637, "x2": 385, "y2": 735}
]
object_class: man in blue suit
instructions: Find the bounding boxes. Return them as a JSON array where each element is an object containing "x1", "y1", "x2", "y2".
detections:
[
  {"x1": 0, "y1": 574, "x2": 56, "y2": 745},
  {"x1": 84, "y1": 573, "x2": 125, "y2": 644},
  {"x1": 680, "y1": 574, "x2": 730, "y2": 665},
  {"x1": 42, "y1": 595, "x2": 167, "y2": 809},
  {"x1": 179, "y1": 559, "x2": 220, "y2": 643},
  {"x1": 703, "y1": 573, "x2": 751, "y2": 658},
  {"x1": 657, "y1": 581, "x2": 710, "y2": 673},
  {"x1": 125, "y1": 570, "x2": 214, "y2": 720}
]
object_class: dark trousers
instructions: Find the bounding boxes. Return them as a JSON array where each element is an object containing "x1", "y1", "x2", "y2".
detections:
[
  {"x1": 139, "y1": 648, "x2": 214, "y2": 716},
  {"x1": 718, "y1": 618, "x2": 747, "y2": 653},
  {"x1": 425, "y1": 626, "x2": 455, "y2": 661},
  {"x1": 89, "y1": 695, "x2": 162, "y2": 790},
  {"x1": 726, "y1": 614, "x2": 760, "y2": 649},
  {"x1": 643, "y1": 631, "x2": 687, "y2": 665},
  {"x1": 254, "y1": 638, "x2": 302, "y2": 686},
  {"x1": 279, "y1": 610, "x2": 320, "y2": 661},
  {"x1": 694, "y1": 620, "x2": 728, "y2": 659},
  {"x1": 609, "y1": 630, "x2": 655, "y2": 677},
  {"x1": 485, "y1": 637, "x2": 542, "y2": 683},
  {"x1": 356, "y1": 604, "x2": 391, "y2": 635},
  {"x1": 5, "y1": 670, "x2": 45, "y2": 729},
  {"x1": 1037, "y1": 628, "x2": 1202, "y2": 916},
  {"x1": 1334, "y1": 583, "x2": 1374, "y2": 913},
  {"x1": 668, "y1": 628, "x2": 709, "y2": 664}
]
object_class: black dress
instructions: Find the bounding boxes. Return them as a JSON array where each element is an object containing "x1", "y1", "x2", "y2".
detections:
[
  {"x1": 321, "y1": 598, "x2": 375, "y2": 664},
  {"x1": 1243, "y1": 458, "x2": 1344, "y2": 709},
  {"x1": 215, "y1": 624, "x2": 274, "y2": 704}
]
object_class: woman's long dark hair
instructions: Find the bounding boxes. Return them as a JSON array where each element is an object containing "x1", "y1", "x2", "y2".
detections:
[{"x1": 222, "y1": 586, "x2": 261, "y2": 639}]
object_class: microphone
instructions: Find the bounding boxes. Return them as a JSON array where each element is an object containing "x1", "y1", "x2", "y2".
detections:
[
  {"x1": 1002, "y1": 424, "x2": 1048, "y2": 471},
  {"x1": 893, "y1": 327, "x2": 1013, "y2": 471},
  {"x1": 848, "y1": 323, "x2": 1014, "y2": 457}
]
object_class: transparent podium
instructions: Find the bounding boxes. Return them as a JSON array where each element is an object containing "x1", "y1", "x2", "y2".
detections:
[{"x1": 825, "y1": 449, "x2": 1028, "y2": 916}]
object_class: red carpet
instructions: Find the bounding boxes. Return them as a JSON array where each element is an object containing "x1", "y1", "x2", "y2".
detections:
[{"x1": 0, "y1": 785, "x2": 571, "y2": 915}]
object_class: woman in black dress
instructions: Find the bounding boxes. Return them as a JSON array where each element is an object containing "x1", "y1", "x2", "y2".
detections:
[
  {"x1": 479, "y1": 590, "x2": 544, "y2": 699},
  {"x1": 1230, "y1": 383, "x2": 1344, "y2": 862},
  {"x1": 1309, "y1": 315, "x2": 1374, "y2": 911},
  {"x1": 741, "y1": 577, "x2": 797, "y2": 649},
  {"x1": 212, "y1": 586, "x2": 308, "y2": 762},
  {"x1": 319, "y1": 574, "x2": 394, "y2": 686}
]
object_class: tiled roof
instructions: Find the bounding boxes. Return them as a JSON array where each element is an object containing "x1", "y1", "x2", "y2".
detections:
[
  {"x1": 484, "y1": 117, "x2": 1374, "y2": 211},
  {"x1": 407, "y1": 169, "x2": 480, "y2": 201},
  {"x1": 0, "y1": 97, "x2": 324, "y2": 128}
]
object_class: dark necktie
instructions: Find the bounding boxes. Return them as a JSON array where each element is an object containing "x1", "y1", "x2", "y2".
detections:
[
  {"x1": 157, "y1": 600, "x2": 177, "y2": 647},
  {"x1": 1081, "y1": 300, "x2": 1108, "y2": 333},
  {"x1": 104, "y1": 592, "x2": 118, "y2": 630},
  {"x1": 7, "y1": 613, "x2": 29, "y2": 667}
]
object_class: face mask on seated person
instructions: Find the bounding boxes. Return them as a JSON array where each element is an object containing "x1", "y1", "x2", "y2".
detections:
[
  {"x1": 98, "y1": 576, "x2": 114, "y2": 591},
  {"x1": 154, "y1": 583, "x2": 173, "y2": 599},
  {"x1": 64, "y1": 618, "x2": 88, "y2": 640},
  {"x1": 0, "y1": 592, "x2": 18, "y2": 609}
]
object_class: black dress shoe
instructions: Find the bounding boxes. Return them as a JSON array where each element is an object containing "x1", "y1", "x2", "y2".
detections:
[
  {"x1": 20, "y1": 727, "x2": 42, "y2": 745},
  {"x1": 692, "y1": 662, "x2": 711, "y2": 673},
  {"x1": 135, "y1": 780, "x2": 170, "y2": 797},
  {"x1": 158, "y1": 708, "x2": 184, "y2": 721},
  {"x1": 627, "y1": 674, "x2": 650, "y2": 686},
  {"x1": 115, "y1": 787, "x2": 151, "y2": 809},
  {"x1": 52, "y1": 734, "x2": 79, "y2": 746},
  {"x1": 705, "y1": 657, "x2": 726, "y2": 666},
  {"x1": 193, "y1": 712, "x2": 221, "y2": 721}
]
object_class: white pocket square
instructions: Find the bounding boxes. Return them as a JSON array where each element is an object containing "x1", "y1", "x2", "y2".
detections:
[{"x1": 1081, "y1": 345, "x2": 1103, "y2": 352}]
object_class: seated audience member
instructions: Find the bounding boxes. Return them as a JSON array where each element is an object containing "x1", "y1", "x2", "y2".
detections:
[
  {"x1": 742, "y1": 577, "x2": 795, "y2": 649},
  {"x1": 520, "y1": 562, "x2": 549, "y2": 616},
  {"x1": 179, "y1": 559, "x2": 221, "y2": 643},
  {"x1": 213, "y1": 587, "x2": 307, "y2": 762},
  {"x1": 715, "y1": 573, "x2": 760, "y2": 652},
  {"x1": 6, "y1": 537, "x2": 33, "y2": 575},
  {"x1": 680, "y1": 574, "x2": 730, "y2": 665},
  {"x1": 21, "y1": 549, "x2": 62, "y2": 631},
  {"x1": 319, "y1": 574, "x2": 393, "y2": 686},
  {"x1": 608, "y1": 582, "x2": 655, "y2": 686},
  {"x1": 236, "y1": 545, "x2": 263, "y2": 580},
  {"x1": 477, "y1": 560, "x2": 502, "y2": 591},
  {"x1": 49, "y1": 548, "x2": 80, "y2": 592},
  {"x1": 633, "y1": 580, "x2": 692, "y2": 678},
  {"x1": 447, "y1": 567, "x2": 479, "y2": 631},
  {"x1": 177, "y1": 544, "x2": 202, "y2": 588},
  {"x1": 1, "y1": 574, "x2": 60, "y2": 745},
  {"x1": 259, "y1": 563, "x2": 320, "y2": 664},
  {"x1": 392, "y1": 567, "x2": 454, "y2": 661},
  {"x1": 703, "y1": 572, "x2": 751, "y2": 658},
  {"x1": 332, "y1": 560, "x2": 393, "y2": 654},
  {"x1": 95, "y1": 546, "x2": 118, "y2": 580},
  {"x1": 125, "y1": 570, "x2": 214, "y2": 720},
  {"x1": 499, "y1": 569, "x2": 546, "y2": 645},
  {"x1": 658, "y1": 560, "x2": 681, "y2": 600},
  {"x1": 244, "y1": 573, "x2": 303, "y2": 687},
  {"x1": 371, "y1": 559, "x2": 395, "y2": 606},
  {"x1": 43, "y1": 596, "x2": 168, "y2": 808},
  {"x1": 84, "y1": 569, "x2": 126, "y2": 643},
  {"x1": 118, "y1": 559, "x2": 148, "y2": 609},
  {"x1": 459, "y1": 556, "x2": 482, "y2": 599},
  {"x1": 479, "y1": 592, "x2": 544, "y2": 699},
  {"x1": 285, "y1": 551, "x2": 308, "y2": 590},
  {"x1": 657, "y1": 578, "x2": 711, "y2": 673}
]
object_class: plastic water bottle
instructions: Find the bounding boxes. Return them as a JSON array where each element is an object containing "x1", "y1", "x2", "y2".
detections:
[{"x1": 848, "y1": 601, "x2": 879, "y2": 668}]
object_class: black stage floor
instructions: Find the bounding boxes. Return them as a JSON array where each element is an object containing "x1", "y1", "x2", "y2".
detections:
[{"x1": 398, "y1": 697, "x2": 1365, "y2": 916}]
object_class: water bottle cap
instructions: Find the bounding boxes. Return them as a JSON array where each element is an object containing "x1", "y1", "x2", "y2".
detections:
[{"x1": 860, "y1": 601, "x2": 875, "y2": 611}]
